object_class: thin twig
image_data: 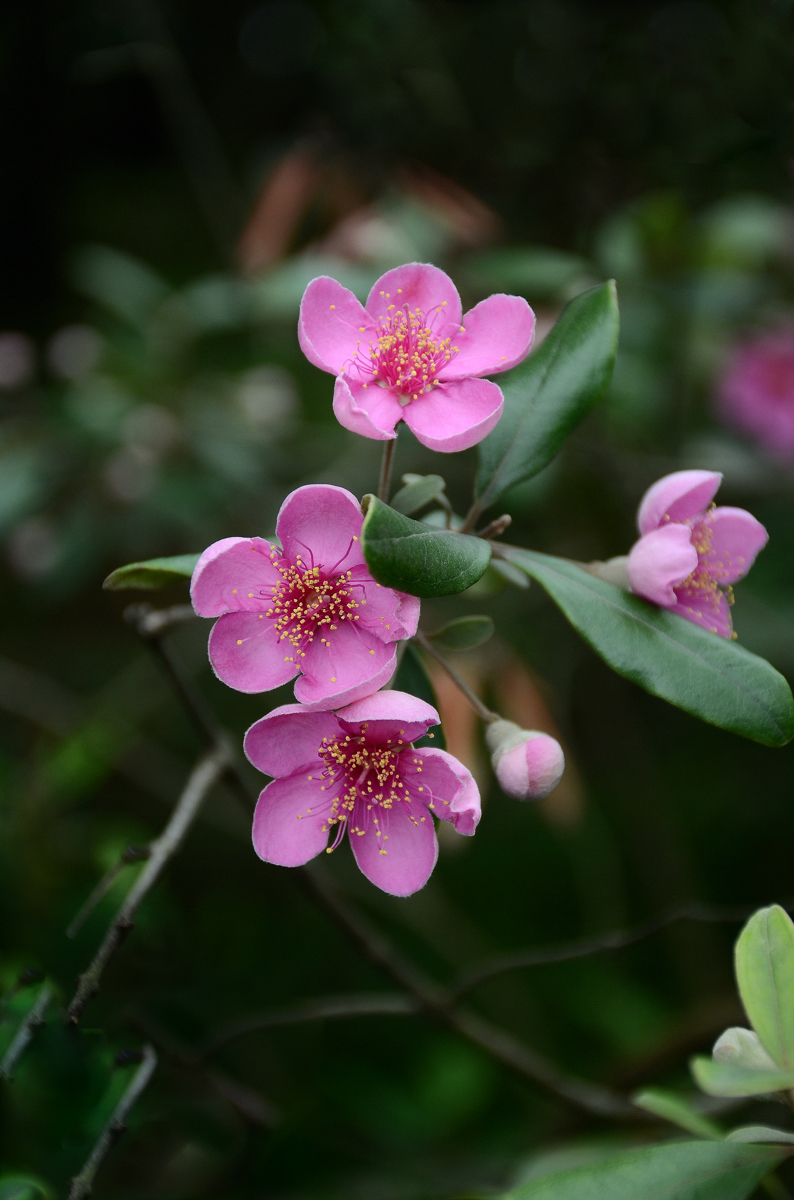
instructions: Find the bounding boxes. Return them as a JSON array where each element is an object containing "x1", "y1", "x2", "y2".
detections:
[
  {"x1": 67, "y1": 846, "x2": 152, "y2": 940},
  {"x1": 412, "y1": 631, "x2": 499, "y2": 724},
  {"x1": 68, "y1": 1044, "x2": 158, "y2": 1200},
  {"x1": 129, "y1": 603, "x2": 197, "y2": 638},
  {"x1": 460, "y1": 494, "x2": 486, "y2": 535},
  {"x1": 0, "y1": 984, "x2": 53, "y2": 1080},
  {"x1": 377, "y1": 435, "x2": 398, "y2": 501},
  {"x1": 203, "y1": 992, "x2": 418, "y2": 1056},
  {"x1": 476, "y1": 514, "x2": 511, "y2": 540},
  {"x1": 68, "y1": 747, "x2": 229, "y2": 1023}
]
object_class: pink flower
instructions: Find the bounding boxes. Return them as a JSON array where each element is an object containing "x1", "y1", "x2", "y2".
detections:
[
  {"x1": 245, "y1": 690, "x2": 481, "y2": 896},
  {"x1": 298, "y1": 262, "x2": 535, "y2": 452},
  {"x1": 485, "y1": 720, "x2": 565, "y2": 800},
  {"x1": 717, "y1": 330, "x2": 794, "y2": 458},
  {"x1": 626, "y1": 470, "x2": 768, "y2": 638},
  {"x1": 191, "y1": 484, "x2": 419, "y2": 708}
]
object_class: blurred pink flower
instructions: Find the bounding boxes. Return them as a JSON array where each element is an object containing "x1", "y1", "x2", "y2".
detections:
[
  {"x1": 626, "y1": 470, "x2": 767, "y2": 638},
  {"x1": 191, "y1": 484, "x2": 419, "y2": 708},
  {"x1": 298, "y1": 262, "x2": 534, "y2": 452},
  {"x1": 245, "y1": 690, "x2": 481, "y2": 896},
  {"x1": 717, "y1": 330, "x2": 794, "y2": 457},
  {"x1": 485, "y1": 720, "x2": 565, "y2": 800}
]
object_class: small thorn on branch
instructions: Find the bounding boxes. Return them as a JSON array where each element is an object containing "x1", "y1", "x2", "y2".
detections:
[{"x1": 68, "y1": 1043, "x2": 157, "y2": 1200}]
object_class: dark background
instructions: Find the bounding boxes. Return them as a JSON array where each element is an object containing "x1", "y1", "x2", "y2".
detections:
[{"x1": 2, "y1": 1, "x2": 794, "y2": 1195}]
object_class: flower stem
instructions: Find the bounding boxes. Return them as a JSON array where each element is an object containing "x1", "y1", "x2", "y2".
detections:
[
  {"x1": 377, "y1": 435, "x2": 398, "y2": 501},
  {"x1": 412, "y1": 631, "x2": 499, "y2": 724}
]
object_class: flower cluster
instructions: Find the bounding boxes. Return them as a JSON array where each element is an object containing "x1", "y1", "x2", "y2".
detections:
[{"x1": 191, "y1": 262, "x2": 770, "y2": 894}]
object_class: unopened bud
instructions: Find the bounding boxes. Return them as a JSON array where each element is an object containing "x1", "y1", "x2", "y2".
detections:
[
  {"x1": 712, "y1": 1027, "x2": 777, "y2": 1072},
  {"x1": 485, "y1": 719, "x2": 565, "y2": 800}
]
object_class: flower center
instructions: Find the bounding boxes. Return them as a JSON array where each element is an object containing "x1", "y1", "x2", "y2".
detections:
[
  {"x1": 348, "y1": 304, "x2": 459, "y2": 405},
  {"x1": 265, "y1": 553, "x2": 361, "y2": 661},
  {"x1": 314, "y1": 728, "x2": 412, "y2": 848}
]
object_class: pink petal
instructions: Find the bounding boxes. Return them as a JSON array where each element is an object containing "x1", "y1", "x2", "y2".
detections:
[
  {"x1": 637, "y1": 470, "x2": 723, "y2": 535},
  {"x1": 332, "y1": 376, "x2": 401, "y2": 441},
  {"x1": 495, "y1": 734, "x2": 565, "y2": 801},
  {"x1": 700, "y1": 506, "x2": 768, "y2": 584},
  {"x1": 298, "y1": 276, "x2": 373, "y2": 375},
  {"x1": 350, "y1": 795, "x2": 438, "y2": 896},
  {"x1": 437, "y1": 294, "x2": 535, "y2": 381},
  {"x1": 276, "y1": 484, "x2": 365, "y2": 575},
  {"x1": 191, "y1": 537, "x2": 280, "y2": 617},
  {"x1": 365, "y1": 263, "x2": 462, "y2": 327},
  {"x1": 348, "y1": 566, "x2": 421, "y2": 642},
  {"x1": 403, "y1": 747, "x2": 481, "y2": 835},
  {"x1": 252, "y1": 774, "x2": 331, "y2": 867},
  {"x1": 337, "y1": 688, "x2": 439, "y2": 742},
  {"x1": 244, "y1": 705, "x2": 340, "y2": 777},
  {"x1": 626, "y1": 525, "x2": 698, "y2": 605},
  {"x1": 402, "y1": 377, "x2": 504, "y2": 453},
  {"x1": 208, "y1": 612, "x2": 298, "y2": 693},
  {"x1": 671, "y1": 584, "x2": 734, "y2": 638},
  {"x1": 294, "y1": 622, "x2": 397, "y2": 709}
]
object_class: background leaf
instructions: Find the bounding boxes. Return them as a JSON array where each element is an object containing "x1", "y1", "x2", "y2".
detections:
[
  {"x1": 631, "y1": 1088, "x2": 723, "y2": 1140},
  {"x1": 475, "y1": 281, "x2": 619, "y2": 513},
  {"x1": 390, "y1": 474, "x2": 447, "y2": 515},
  {"x1": 102, "y1": 553, "x2": 201, "y2": 590},
  {"x1": 735, "y1": 906, "x2": 794, "y2": 1069},
  {"x1": 429, "y1": 615, "x2": 494, "y2": 651},
  {"x1": 503, "y1": 549, "x2": 794, "y2": 747},
  {"x1": 691, "y1": 1055, "x2": 794, "y2": 1096},
  {"x1": 361, "y1": 497, "x2": 491, "y2": 598},
  {"x1": 503, "y1": 1140, "x2": 783, "y2": 1200}
]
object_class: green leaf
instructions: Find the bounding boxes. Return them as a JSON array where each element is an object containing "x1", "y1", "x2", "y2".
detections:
[
  {"x1": 430, "y1": 615, "x2": 495, "y2": 651},
  {"x1": 392, "y1": 643, "x2": 446, "y2": 750},
  {"x1": 690, "y1": 1056, "x2": 794, "y2": 1097},
  {"x1": 475, "y1": 281, "x2": 619, "y2": 513},
  {"x1": 361, "y1": 497, "x2": 491, "y2": 598},
  {"x1": 0, "y1": 1178, "x2": 52, "y2": 1200},
  {"x1": 632, "y1": 1088, "x2": 723, "y2": 1140},
  {"x1": 503, "y1": 549, "x2": 794, "y2": 747},
  {"x1": 504, "y1": 1140, "x2": 782, "y2": 1200},
  {"x1": 735, "y1": 906, "x2": 794, "y2": 1068},
  {"x1": 390, "y1": 474, "x2": 447, "y2": 515},
  {"x1": 102, "y1": 553, "x2": 201, "y2": 591},
  {"x1": 727, "y1": 1127, "x2": 794, "y2": 1145}
]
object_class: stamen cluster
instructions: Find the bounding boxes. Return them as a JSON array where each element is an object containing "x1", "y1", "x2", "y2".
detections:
[
  {"x1": 266, "y1": 553, "x2": 360, "y2": 662},
  {"x1": 351, "y1": 304, "x2": 458, "y2": 403},
  {"x1": 315, "y1": 727, "x2": 418, "y2": 847}
]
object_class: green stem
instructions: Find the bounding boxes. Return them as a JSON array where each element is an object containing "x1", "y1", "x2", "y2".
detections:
[{"x1": 377, "y1": 434, "x2": 398, "y2": 501}]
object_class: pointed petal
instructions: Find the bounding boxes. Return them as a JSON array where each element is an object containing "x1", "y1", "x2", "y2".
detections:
[
  {"x1": 637, "y1": 470, "x2": 723, "y2": 534},
  {"x1": 191, "y1": 537, "x2": 280, "y2": 617},
  {"x1": 244, "y1": 705, "x2": 340, "y2": 777},
  {"x1": 671, "y1": 584, "x2": 734, "y2": 638},
  {"x1": 403, "y1": 747, "x2": 481, "y2": 835},
  {"x1": 294, "y1": 623, "x2": 396, "y2": 709},
  {"x1": 276, "y1": 484, "x2": 365, "y2": 574},
  {"x1": 701, "y1": 507, "x2": 768, "y2": 584},
  {"x1": 208, "y1": 612, "x2": 299, "y2": 693},
  {"x1": 298, "y1": 276, "x2": 374, "y2": 375},
  {"x1": 332, "y1": 376, "x2": 401, "y2": 441},
  {"x1": 402, "y1": 377, "x2": 504, "y2": 453},
  {"x1": 252, "y1": 775, "x2": 331, "y2": 867},
  {"x1": 627, "y1": 525, "x2": 698, "y2": 605},
  {"x1": 350, "y1": 796, "x2": 438, "y2": 896},
  {"x1": 438, "y1": 294, "x2": 535, "y2": 380},
  {"x1": 337, "y1": 689, "x2": 438, "y2": 742},
  {"x1": 347, "y1": 566, "x2": 421, "y2": 642},
  {"x1": 365, "y1": 263, "x2": 462, "y2": 327}
]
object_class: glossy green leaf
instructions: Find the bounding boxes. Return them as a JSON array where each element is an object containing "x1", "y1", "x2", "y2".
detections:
[
  {"x1": 430, "y1": 615, "x2": 494, "y2": 651},
  {"x1": 390, "y1": 474, "x2": 446, "y2": 515},
  {"x1": 103, "y1": 553, "x2": 201, "y2": 591},
  {"x1": 392, "y1": 643, "x2": 446, "y2": 750},
  {"x1": 361, "y1": 497, "x2": 491, "y2": 598},
  {"x1": 504, "y1": 1140, "x2": 782, "y2": 1200},
  {"x1": 503, "y1": 549, "x2": 794, "y2": 747},
  {"x1": 727, "y1": 1127, "x2": 794, "y2": 1145},
  {"x1": 735, "y1": 906, "x2": 794, "y2": 1069},
  {"x1": 632, "y1": 1088, "x2": 723, "y2": 1140},
  {"x1": 475, "y1": 281, "x2": 619, "y2": 512},
  {"x1": 690, "y1": 1056, "x2": 794, "y2": 1097}
]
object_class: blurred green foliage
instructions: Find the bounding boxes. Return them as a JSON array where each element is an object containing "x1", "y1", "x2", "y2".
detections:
[{"x1": 5, "y1": 0, "x2": 794, "y2": 1196}]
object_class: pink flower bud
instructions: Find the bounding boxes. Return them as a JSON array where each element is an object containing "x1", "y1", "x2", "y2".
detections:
[{"x1": 485, "y1": 719, "x2": 565, "y2": 801}]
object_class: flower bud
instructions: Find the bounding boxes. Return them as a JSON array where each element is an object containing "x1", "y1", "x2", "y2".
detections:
[
  {"x1": 485, "y1": 719, "x2": 565, "y2": 801},
  {"x1": 712, "y1": 1027, "x2": 777, "y2": 1072}
]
